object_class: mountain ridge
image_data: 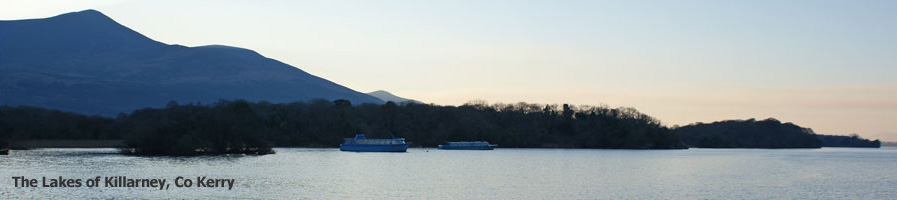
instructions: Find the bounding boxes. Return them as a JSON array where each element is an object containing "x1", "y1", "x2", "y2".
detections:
[
  {"x1": 367, "y1": 90, "x2": 423, "y2": 104},
  {"x1": 0, "y1": 9, "x2": 384, "y2": 115}
]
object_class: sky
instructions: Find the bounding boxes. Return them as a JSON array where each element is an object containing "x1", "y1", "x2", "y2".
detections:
[{"x1": 2, "y1": 0, "x2": 895, "y2": 141}]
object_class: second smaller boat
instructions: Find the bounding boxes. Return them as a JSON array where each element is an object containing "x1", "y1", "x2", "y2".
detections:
[
  {"x1": 438, "y1": 141, "x2": 498, "y2": 150},
  {"x1": 340, "y1": 134, "x2": 410, "y2": 152}
]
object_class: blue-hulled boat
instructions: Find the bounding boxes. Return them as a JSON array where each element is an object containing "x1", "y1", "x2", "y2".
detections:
[
  {"x1": 340, "y1": 134, "x2": 410, "y2": 152},
  {"x1": 438, "y1": 141, "x2": 498, "y2": 150}
]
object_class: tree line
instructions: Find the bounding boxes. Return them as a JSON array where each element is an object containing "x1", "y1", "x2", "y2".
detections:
[
  {"x1": 1, "y1": 99, "x2": 687, "y2": 155},
  {"x1": 5, "y1": 99, "x2": 881, "y2": 154},
  {"x1": 673, "y1": 118, "x2": 822, "y2": 148},
  {"x1": 816, "y1": 134, "x2": 880, "y2": 148}
]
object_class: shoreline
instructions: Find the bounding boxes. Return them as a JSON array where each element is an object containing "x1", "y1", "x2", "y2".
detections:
[{"x1": 8, "y1": 140, "x2": 126, "y2": 149}]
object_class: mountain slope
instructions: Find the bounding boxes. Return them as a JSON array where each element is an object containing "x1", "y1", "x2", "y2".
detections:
[
  {"x1": 0, "y1": 10, "x2": 383, "y2": 115},
  {"x1": 367, "y1": 90, "x2": 423, "y2": 104}
]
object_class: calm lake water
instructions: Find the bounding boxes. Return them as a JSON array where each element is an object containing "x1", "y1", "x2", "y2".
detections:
[{"x1": 2, "y1": 147, "x2": 896, "y2": 199}]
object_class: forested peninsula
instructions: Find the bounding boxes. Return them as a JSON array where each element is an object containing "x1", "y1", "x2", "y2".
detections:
[
  {"x1": 673, "y1": 118, "x2": 822, "y2": 148},
  {"x1": 816, "y1": 134, "x2": 880, "y2": 148},
  {"x1": 1, "y1": 99, "x2": 687, "y2": 155},
  {"x1": 4, "y1": 100, "x2": 885, "y2": 155}
]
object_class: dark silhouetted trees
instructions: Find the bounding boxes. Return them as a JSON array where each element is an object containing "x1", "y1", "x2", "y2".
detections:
[
  {"x1": 121, "y1": 100, "x2": 275, "y2": 155},
  {"x1": 1, "y1": 99, "x2": 690, "y2": 154},
  {"x1": 816, "y1": 134, "x2": 880, "y2": 148},
  {"x1": 1, "y1": 106, "x2": 121, "y2": 141},
  {"x1": 673, "y1": 118, "x2": 822, "y2": 148}
]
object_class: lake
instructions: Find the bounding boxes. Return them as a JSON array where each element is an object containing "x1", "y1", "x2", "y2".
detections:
[{"x1": 2, "y1": 147, "x2": 896, "y2": 199}]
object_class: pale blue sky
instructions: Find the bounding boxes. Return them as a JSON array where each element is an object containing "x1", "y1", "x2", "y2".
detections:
[{"x1": 2, "y1": 0, "x2": 895, "y2": 141}]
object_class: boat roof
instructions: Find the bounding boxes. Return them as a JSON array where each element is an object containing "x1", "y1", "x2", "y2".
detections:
[{"x1": 344, "y1": 134, "x2": 404, "y2": 140}]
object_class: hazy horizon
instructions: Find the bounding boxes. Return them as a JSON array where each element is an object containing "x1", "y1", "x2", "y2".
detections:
[{"x1": 2, "y1": 0, "x2": 895, "y2": 141}]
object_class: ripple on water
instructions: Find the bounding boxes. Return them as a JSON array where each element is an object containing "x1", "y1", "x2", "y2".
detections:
[{"x1": 1, "y1": 147, "x2": 896, "y2": 199}]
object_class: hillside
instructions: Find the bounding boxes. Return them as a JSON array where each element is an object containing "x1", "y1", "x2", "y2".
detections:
[
  {"x1": 0, "y1": 10, "x2": 383, "y2": 115},
  {"x1": 367, "y1": 90, "x2": 423, "y2": 104}
]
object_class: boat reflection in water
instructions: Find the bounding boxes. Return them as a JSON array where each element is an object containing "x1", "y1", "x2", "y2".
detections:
[
  {"x1": 438, "y1": 141, "x2": 498, "y2": 150},
  {"x1": 339, "y1": 134, "x2": 410, "y2": 152}
]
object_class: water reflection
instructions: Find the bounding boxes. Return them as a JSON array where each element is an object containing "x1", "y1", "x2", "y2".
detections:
[{"x1": 1, "y1": 148, "x2": 896, "y2": 199}]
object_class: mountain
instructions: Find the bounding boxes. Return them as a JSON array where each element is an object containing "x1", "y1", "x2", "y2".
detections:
[
  {"x1": 0, "y1": 9, "x2": 383, "y2": 115},
  {"x1": 367, "y1": 90, "x2": 423, "y2": 104}
]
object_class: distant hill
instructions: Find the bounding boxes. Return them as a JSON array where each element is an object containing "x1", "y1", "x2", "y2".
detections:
[
  {"x1": 883, "y1": 141, "x2": 897, "y2": 147},
  {"x1": 0, "y1": 9, "x2": 383, "y2": 115},
  {"x1": 817, "y1": 134, "x2": 880, "y2": 148},
  {"x1": 367, "y1": 90, "x2": 423, "y2": 104},
  {"x1": 673, "y1": 118, "x2": 821, "y2": 148}
]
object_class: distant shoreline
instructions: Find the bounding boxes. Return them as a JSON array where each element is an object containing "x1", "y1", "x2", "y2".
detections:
[
  {"x1": 10, "y1": 140, "x2": 889, "y2": 151},
  {"x1": 9, "y1": 140, "x2": 125, "y2": 149}
]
